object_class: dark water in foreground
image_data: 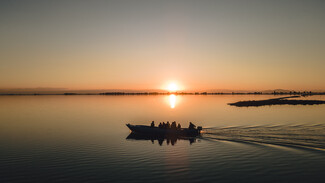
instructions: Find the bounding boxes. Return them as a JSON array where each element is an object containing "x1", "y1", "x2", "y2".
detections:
[{"x1": 1, "y1": 95, "x2": 325, "y2": 182}]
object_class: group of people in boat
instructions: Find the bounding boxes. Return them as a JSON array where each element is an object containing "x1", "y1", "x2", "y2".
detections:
[{"x1": 150, "y1": 121, "x2": 196, "y2": 130}]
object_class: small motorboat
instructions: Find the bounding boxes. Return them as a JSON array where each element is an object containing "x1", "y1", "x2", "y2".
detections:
[{"x1": 126, "y1": 123, "x2": 202, "y2": 137}]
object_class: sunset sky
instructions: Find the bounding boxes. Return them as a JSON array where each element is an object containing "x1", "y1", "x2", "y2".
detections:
[{"x1": 1, "y1": 0, "x2": 324, "y2": 91}]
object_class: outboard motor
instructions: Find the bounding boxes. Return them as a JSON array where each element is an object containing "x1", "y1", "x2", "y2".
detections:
[{"x1": 197, "y1": 126, "x2": 202, "y2": 133}]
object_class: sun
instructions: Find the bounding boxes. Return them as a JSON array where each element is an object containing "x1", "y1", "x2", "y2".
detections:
[{"x1": 167, "y1": 83, "x2": 178, "y2": 92}]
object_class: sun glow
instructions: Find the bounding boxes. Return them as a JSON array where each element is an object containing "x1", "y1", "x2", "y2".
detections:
[{"x1": 167, "y1": 83, "x2": 178, "y2": 92}]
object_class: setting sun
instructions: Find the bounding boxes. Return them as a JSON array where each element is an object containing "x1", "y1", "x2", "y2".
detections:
[{"x1": 167, "y1": 83, "x2": 178, "y2": 92}]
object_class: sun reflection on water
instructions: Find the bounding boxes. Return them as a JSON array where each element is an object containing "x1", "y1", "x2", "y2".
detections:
[{"x1": 169, "y1": 94, "x2": 176, "y2": 108}]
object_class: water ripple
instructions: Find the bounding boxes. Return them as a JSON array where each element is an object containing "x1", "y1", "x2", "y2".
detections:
[{"x1": 202, "y1": 124, "x2": 325, "y2": 151}]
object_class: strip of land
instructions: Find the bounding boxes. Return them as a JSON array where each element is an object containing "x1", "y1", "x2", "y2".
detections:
[
  {"x1": 1, "y1": 92, "x2": 325, "y2": 96},
  {"x1": 229, "y1": 96, "x2": 325, "y2": 107}
]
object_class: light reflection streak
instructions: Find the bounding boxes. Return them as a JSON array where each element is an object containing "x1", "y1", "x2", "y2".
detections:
[{"x1": 169, "y1": 94, "x2": 176, "y2": 108}]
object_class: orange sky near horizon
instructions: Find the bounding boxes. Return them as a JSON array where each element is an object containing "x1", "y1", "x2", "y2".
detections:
[{"x1": 0, "y1": 0, "x2": 325, "y2": 91}]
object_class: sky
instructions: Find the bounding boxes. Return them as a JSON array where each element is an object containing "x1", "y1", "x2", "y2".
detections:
[{"x1": 1, "y1": 0, "x2": 325, "y2": 91}]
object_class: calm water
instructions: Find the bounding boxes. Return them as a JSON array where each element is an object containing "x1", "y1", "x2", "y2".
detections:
[{"x1": 1, "y1": 95, "x2": 325, "y2": 182}]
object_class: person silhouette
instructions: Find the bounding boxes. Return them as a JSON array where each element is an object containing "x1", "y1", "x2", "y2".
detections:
[
  {"x1": 189, "y1": 122, "x2": 196, "y2": 129},
  {"x1": 177, "y1": 123, "x2": 181, "y2": 129},
  {"x1": 171, "y1": 121, "x2": 177, "y2": 129},
  {"x1": 166, "y1": 121, "x2": 171, "y2": 128}
]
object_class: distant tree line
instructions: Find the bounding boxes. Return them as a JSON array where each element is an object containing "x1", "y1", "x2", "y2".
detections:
[{"x1": 1, "y1": 91, "x2": 324, "y2": 96}]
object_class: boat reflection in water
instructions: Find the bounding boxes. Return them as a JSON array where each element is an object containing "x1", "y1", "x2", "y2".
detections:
[{"x1": 126, "y1": 133, "x2": 198, "y2": 146}]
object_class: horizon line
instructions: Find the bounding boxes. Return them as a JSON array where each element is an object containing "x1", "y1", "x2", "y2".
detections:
[{"x1": 1, "y1": 87, "x2": 325, "y2": 92}]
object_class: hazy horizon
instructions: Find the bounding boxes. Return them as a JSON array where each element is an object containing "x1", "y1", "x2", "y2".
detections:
[{"x1": 1, "y1": 87, "x2": 324, "y2": 95}]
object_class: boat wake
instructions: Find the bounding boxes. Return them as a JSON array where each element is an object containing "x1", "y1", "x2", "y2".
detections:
[{"x1": 201, "y1": 124, "x2": 325, "y2": 151}]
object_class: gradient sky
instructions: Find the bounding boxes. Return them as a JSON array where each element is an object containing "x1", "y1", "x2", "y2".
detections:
[{"x1": 1, "y1": 0, "x2": 324, "y2": 91}]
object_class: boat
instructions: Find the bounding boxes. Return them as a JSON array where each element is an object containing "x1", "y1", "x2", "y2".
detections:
[{"x1": 126, "y1": 123, "x2": 202, "y2": 137}]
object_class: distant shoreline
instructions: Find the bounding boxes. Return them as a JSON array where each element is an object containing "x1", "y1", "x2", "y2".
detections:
[
  {"x1": 229, "y1": 96, "x2": 325, "y2": 107},
  {"x1": 1, "y1": 92, "x2": 325, "y2": 96}
]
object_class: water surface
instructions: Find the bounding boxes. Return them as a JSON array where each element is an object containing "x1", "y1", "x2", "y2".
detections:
[{"x1": 1, "y1": 95, "x2": 325, "y2": 182}]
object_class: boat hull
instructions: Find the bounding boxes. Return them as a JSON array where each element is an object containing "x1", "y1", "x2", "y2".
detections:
[{"x1": 126, "y1": 124, "x2": 201, "y2": 137}]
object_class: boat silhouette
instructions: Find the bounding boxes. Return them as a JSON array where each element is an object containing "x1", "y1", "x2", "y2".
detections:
[{"x1": 126, "y1": 124, "x2": 202, "y2": 136}]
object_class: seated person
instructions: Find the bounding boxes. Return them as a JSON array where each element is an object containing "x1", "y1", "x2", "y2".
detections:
[
  {"x1": 177, "y1": 123, "x2": 181, "y2": 129},
  {"x1": 166, "y1": 121, "x2": 171, "y2": 128},
  {"x1": 151, "y1": 121, "x2": 155, "y2": 127},
  {"x1": 171, "y1": 121, "x2": 177, "y2": 129},
  {"x1": 188, "y1": 122, "x2": 196, "y2": 129}
]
